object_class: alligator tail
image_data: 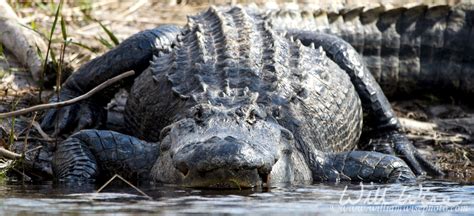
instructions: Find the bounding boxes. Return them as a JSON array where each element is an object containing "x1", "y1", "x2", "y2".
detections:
[{"x1": 269, "y1": 4, "x2": 474, "y2": 97}]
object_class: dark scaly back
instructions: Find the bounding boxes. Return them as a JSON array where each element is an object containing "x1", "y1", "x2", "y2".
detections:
[
  {"x1": 161, "y1": 6, "x2": 289, "y2": 103},
  {"x1": 125, "y1": 6, "x2": 362, "y2": 153},
  {"x1": 267, "y1": 4, "x2": 474, "y2": 97}
]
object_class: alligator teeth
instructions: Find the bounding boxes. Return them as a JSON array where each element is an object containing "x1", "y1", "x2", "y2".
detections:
[
  {"x1": 295, "y1": 39, "x2": 302, "y2": 47},
  {"x1": 152, "y1": 55, "x2": 159, "y2": 62},
  {"x1": 318, "y1": 46, "x2": 324, "y2": 52}
]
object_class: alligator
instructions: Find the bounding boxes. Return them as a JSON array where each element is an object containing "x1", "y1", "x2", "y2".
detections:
[
  {"x1": 38, "y1": 4, "x2": 474, "y2": 188},
  {"x1": 266, "y1": 4, "x2": 474, "y2": 97}
]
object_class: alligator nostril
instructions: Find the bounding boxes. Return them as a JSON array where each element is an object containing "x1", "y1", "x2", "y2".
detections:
[
  {"x1": 176, "y1": 162, "x2": 190, "y2": 176},
  {"x1": 258, "y1": 168, "x2": 270, "y2": 186}
]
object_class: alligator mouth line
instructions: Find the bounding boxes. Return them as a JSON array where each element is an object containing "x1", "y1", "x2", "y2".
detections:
[
  {"x1": 181, "y1": 168, "x2": 270, "y2": 189},
  {"x1": 228, "y1": 174, "x2": 269, "y2": 190},
  {"x1": 259, "y1": 172, "x2": 270, "y2": 188}
]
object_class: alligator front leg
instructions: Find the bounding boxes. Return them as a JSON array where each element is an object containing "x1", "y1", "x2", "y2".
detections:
[
  {"x1": 312, "y1": 151, "x2": 415, "y2": 183},
  {"x1": 53, "y1": 129, "x2": 159, "y2": 182},
  {"x1": 41, "y1": 25, "x2": 181, "y2": 136},
  {"x1": 287, "y1": 31, "x2": 443, "y2": 176}
]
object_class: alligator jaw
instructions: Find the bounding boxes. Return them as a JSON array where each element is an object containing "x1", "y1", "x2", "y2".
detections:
[{"x1": 181, "y1": 168, "x2": 269, "y2": 189}]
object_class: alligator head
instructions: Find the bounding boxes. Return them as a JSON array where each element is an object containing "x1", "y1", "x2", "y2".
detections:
[{"x1": 151, "y1": 103, "x2": 312, "y2": 188}]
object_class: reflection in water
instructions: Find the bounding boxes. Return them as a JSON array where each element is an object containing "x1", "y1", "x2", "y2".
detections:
[{"x1": 0, "y1": 181, "x2": 472, "y2": 215}]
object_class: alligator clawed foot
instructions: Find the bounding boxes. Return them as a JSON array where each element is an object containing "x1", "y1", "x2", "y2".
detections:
[
  {"x1": 41, "y1": 99, "x2": 105, "y2": 137},
  {"x1": 393, "y1": 135, "x2": 445, "y2": 177},
  {"x1": 362, "y1": 131, "x2": 444, "y2": 177}
]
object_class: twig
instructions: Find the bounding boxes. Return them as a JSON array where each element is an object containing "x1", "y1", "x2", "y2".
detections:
[
  {"x1": 96, "y1": 174, "x2": 152, "y2": 200},
  {"x1": 434, "y1": 117, "x2": 474, "y2": 134},
  {"x1": 0, "y1": 146, "x2": 44, "y2": 179},
  {"x1": 11, "y1": 167, "x2": 32, "y2": 182},
  {"x1": 24, "y1": 145, "x2": 43, "y2": 154},
  {"x1": 0, "y1": 159, "x2": 12, "y2": 169},
  {"x1": 0, "y1": 70, "x2": 135, "y2": 118},
  {"x1": 0, "y1": 147, "x2": 21, "y2": 160},
  {"x1": 31, "y1": 121, "x2": 54, "y2": 141},
  {"x1": 399, "y1": 117, "x2": 437, "y2": 132},
  {"x1": 406, "y1": 133, "x2": 468, "y2": 144},
  {"x1": 23, "y1": 112, "x2": 38, "y2": 153}
]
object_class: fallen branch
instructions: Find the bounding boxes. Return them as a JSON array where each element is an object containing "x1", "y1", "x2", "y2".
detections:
[
  {"x1": 0, "y1": 70, "x2": 135, "y2": 118},
  {"x1": 399, "y1": 117, "x2": 437, "y2": 132},
  {"x1": 0, "y1": 147, "x2": 21, "y2": 160},
  {"x1": 406, "y1": 133, "x2": 468, "y2": 144},
  {"x1": 0, "y1": 0, "x2": 47, "y2": 82},
  {"x1": 31, "y1": 121, "x2": 54, "y2": 141},
  {"x1": 0, "y1": 118, "x2": 40, "y2": 160},
  {"x1": 24, "y1": 145, "x2": 43, "y2": 154},
  {"x1": 11, "y1": 167, "x2": 32, "y2": 181},
  {"x1": 400, "y1": 116, "x2": 474, "y2": 137},
  {"x1": 96, "y1": 174, "x2": 151, "y2": 200},
  {"x1": 434, "y1": 117, "x2": 474, "y2": 134}
]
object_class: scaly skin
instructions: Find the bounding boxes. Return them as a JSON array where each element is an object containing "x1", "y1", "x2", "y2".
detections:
[
  {"x1": 266, "y1": 4, "x2": 474, "y2": 97},
  {"x1": 41, "y1": 25, "x2": 181, "y2": 136},
  {"x1": 40, "y1": 5, "x2": 463, "y2": 187},
  {"x1": 285, "y1": 32, "x2": 442, "y2": 176},
  {"x1": 53, "y1": 130, "x2": 159, "y2": 181}
]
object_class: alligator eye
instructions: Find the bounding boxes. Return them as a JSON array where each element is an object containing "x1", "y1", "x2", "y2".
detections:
[
  {"x1": 280, "y1": 128, "x2": 294, "y2": 141},
  {"x1": 159, "y1": 125, "x2": 172, "y2": 141}
]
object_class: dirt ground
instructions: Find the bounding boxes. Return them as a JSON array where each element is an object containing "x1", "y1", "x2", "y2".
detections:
[{"x1": 0, "y1": 1, "x2": 473, "y2": 183}]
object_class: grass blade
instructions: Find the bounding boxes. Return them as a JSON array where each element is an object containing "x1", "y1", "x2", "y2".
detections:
[
  {"x1": 97, "y1": 36, "x2": 114, "y2": 49},
  {"x1": 70, "y1": 41, "x2": 96, "y2": 53},
  {"x1": 83, "y1": 13, "x2": 119, "y2": 48},
  {"x1": 97, "y1": 21, "x2": 119, "y2": 46},
  {"x1": 60, "y1": 15, "x2": 67, "y2": 41},
  {"x1": 39, "y1": 0, "x2": 63, "y2": 99},
  {"x1": 8, "y1": 99, "x2": 20, "y2": 149}
]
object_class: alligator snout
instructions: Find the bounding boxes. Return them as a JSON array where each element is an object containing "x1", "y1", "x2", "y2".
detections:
[
  {"x1": 171, "y1": 135, "x2": 278, "y2": 188},
  {"x1": 152, "y1": 108, "x2": 290, "y2": 188}
]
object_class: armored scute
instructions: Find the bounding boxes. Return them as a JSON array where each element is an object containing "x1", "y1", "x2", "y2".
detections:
[{"x1": 40, "y1": 4, "x2": 474, "y2": 188}]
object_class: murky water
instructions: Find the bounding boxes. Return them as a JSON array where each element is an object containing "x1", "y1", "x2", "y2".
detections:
[{"x1": 0, "y1": 180, "x2": 473, "y2": 215}]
